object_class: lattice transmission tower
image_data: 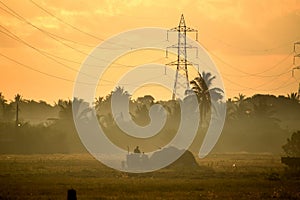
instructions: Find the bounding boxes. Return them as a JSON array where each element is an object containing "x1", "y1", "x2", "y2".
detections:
[
  {"x1": 166, "y1": 14, "x2": 198, "y2": 100},
  {"x1": 292, "y1": 42, "x2": 300, "y2": 94}
]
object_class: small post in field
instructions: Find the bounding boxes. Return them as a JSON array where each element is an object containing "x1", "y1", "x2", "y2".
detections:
[{"x1": 67, "y1": 189, "x2": 77, "y2": 200}]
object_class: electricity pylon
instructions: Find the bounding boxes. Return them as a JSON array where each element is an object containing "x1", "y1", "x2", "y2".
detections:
[
  {"x1": 292, "y1": 42, "x2": 300, "y2": 94},
  {"x1": 166, "y1": 14, "x2": 198, "y2": 100},
  {"x1": 292, "y1": 42, "x2": 300, "y2": 76}
]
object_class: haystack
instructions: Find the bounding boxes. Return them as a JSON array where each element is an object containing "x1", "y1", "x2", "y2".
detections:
[{"x1": 149, "y1": 146, "x2": 200, "y2": 170}]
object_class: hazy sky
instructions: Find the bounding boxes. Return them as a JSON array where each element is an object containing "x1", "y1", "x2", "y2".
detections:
[{"x1": 1, "y1": 0, "x2": 300, "y2": 103}]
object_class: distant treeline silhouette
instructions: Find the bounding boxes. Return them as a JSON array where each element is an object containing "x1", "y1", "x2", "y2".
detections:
[{"x1": 0, "y1": 73, "x2": 299, "y2": 154}]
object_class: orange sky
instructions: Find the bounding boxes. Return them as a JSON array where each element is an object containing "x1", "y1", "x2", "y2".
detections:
[{"x1": 1, "y1": 0, "x2": 300, "y2": 103}]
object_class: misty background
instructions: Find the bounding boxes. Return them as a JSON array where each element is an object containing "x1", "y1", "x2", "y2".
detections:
[{"x1": 0, "y1": 88, "x2": 299, "y2": 155}]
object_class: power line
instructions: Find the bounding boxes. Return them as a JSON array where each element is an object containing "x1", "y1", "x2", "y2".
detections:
[
  {"x1": 0, "y1": 4, "x2": 167, "y2": 71},
  {"x1": 0, "y1": 51, "x2": 168, "y2": 89},
  {"x1": 199, "y1": 41, "x2": 294, "y2": 77},
  {"x1": 1, "y1": 2, "x2": 297, "y2": 95},
  {"x1": 189, "y1": 42, "x2": 293, "y2": 79},
  {"x1": 0, "y1": 3, "x2": 92, "y2": 54},
  {"x1": 0, "y1": 2, "x2": 130, "y2": 65},
  {"x1": 2, "y1": 1, "x2": 128, "y2": 49},
  {"x1": 165, "y1": 61, "x2": 294, "y2": 92},
  {"x1": 1, "y1": 24, "x2": 167, "y2": 71},
  {"x1": 0, "y1": 11, "x2": 170, "y2": 86},
  {"x1": 164, "y1": 53, "x2": 293, "y2": 91},
  {"x1": 0, "y1": 4, "x2": 96, "y2": 49},
  {"x1": 221, "y1": 65, "x2": 293, "y2": 78},
  {"x1": 24, "y1": 0, "x2": 300, "y2": 64},
  {"x1": 0, "y1": 25, "x2": 164, "y2": 70},
  {"x1": 0, "y1": 52, "x2": 81, "y2": 84},
  {"x1": 204, "y1": 34, "x2": 299, "y2": 54},
  {"x1": 222, "y1": 75, "x2": 290, "y2": 91},
  {"x1": 0, "y1": 3, "x2": 152, "y2": 68},
  {"x1": 164, "y1": 70, "x2": 294, "y2": 93},
  {"x1": 8, "y1": 1, "x2": 293, "y2": 77},
  {"x1": 226, "y1": 79, "x2": 298, "y2": 92},
  {"x1": 28, "y1": 0, "x2": 134, "y2": 49},
  {"x1": 29, "y1": 0, "x2": 106, "y2": 42},
  {"x1": 0, "y1": 25, "x2": 103, "y2": 80}
]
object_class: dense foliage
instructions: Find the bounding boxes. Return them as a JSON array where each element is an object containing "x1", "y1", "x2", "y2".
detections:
[{"x1": 0, "y1": 76, "x2": 299, "y2": 154}]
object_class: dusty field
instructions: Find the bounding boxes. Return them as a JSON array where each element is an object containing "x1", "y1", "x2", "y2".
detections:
[{"x1": 0, "y1": 153, "x2": 299, "y2": 199}]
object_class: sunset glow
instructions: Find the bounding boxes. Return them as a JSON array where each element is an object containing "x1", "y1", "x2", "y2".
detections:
[{"x1": 1, "y1": 0, "x2": 300, "y2": 103}]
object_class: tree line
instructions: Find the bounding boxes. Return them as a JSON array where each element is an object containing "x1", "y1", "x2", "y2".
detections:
[{"x1": 0, "y1": 72, "x2": 299, "y2": 154}]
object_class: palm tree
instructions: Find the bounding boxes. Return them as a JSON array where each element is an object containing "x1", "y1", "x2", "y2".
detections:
[
  {"x1": 226, "y1": 98, "x2": 237, "y2": 120},
  {"x1": 100, "y1": 86, "x2": 132, "y2": 122},
  {"x1": 14, "y1": 93, "x2": 21, "y2": 127},
  {"x1": 136, "y1": 95, "x2": 155, "y2": 108},
  {"x1": 233, "y1": 93, "x2": 250, "y2": 117},
  {"x1": 0, "y1": 92, "x2": 7, "y2": 120},
  {"x1": 57, "y1": 99, "x2": 72, "y2": 120},
  {"x1": 94, "y1": 96, "x2": 103, "y2": 113},
  {"x1": 104, "y1": 86, "x2": 131, "y2": 104},
  {"x1": 287, "y1": 92, "x2": 299, "y2": 103},
  {"x1": 112, "y1": 86, "x2": 131, "y2": 99},
  {"x1": 234, "y1": 93, "x2": 246, "y2": 105},
  {"x1": 190, "y1": 71, "x2": 223, "y2": 123}
]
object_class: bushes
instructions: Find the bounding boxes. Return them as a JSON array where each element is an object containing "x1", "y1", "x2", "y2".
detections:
[
  {"x1": 283, "y1": 131, "x2": 300, "y2": 157},
  {"x1": 0, "y1": 122, "x2": 85, "y2": 154}
]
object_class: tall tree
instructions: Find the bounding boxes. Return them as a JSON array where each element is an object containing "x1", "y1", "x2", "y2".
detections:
[
  {"x1": 105, "y1": 86, "x2": 131, "y2": 121},
  {"x1": 57, "y1": 99, "x2": 72, "y2": 120},
  {"x1": 250, "y1": 96, "x2": 276, "y2": 120},
  {"x1": 136, "y1": 95, "x2": 155, "y2": 108},
  {"x1": 190, "y1": 72, "x2": 223, "y2": 123},
  {"x1": 14, "y1": 94, "x2": 22, "y2": 127},
  {"x1": 287, "y1": 92, "x2": 299, "y2": 103},
  {"x1": 282, "y1": 130, "x2": 300, "y2": 157},
  {"x1": 233, "y1": 93, "x2": 249, "y2": 118},
  {"x1": 94, "y1": 96, "x2": 104, "y2": 116},
  {"x1": 234, "y1": 93, "x2": 246, "y2": 105},
  {"x1": 0, "y1": 92, "x2": 7, "y2": 120}
]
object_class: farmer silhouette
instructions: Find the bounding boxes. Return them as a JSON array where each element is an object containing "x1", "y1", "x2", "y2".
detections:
[{"x1": 134, "y1": 146, "x2": 141, "y2": 154}]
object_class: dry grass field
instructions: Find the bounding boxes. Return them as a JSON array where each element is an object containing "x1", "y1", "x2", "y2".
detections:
[{"x1": 0, "y1": 153, "x2": 299, "y2": 199}]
